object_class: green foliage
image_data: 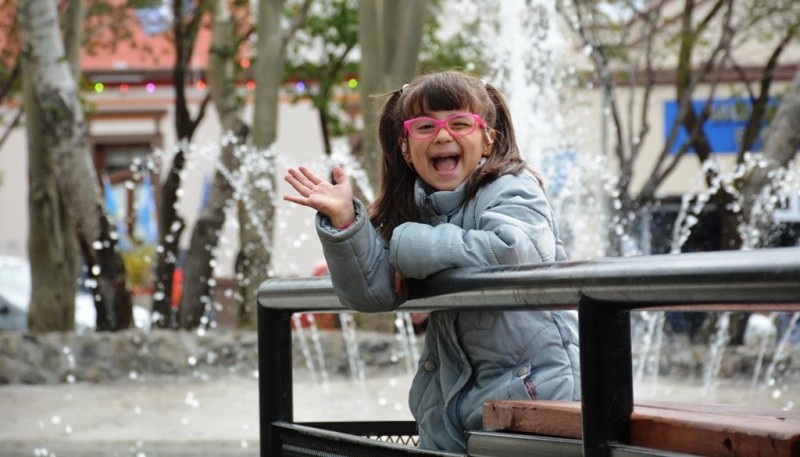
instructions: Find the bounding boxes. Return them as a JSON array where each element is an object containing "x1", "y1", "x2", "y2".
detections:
[
  {"x1": 283, "y1": 0, "x2": 490, "y2": 145},
  {"x1": 418, "y1": 0, "x2": 488, "y2": 75},
  {"x1": 284, "y1": 0, "x2": 360, "y2": 142}
]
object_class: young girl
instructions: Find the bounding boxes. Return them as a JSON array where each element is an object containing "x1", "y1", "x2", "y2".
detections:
[{"x1": 284, "y1": 71, "x2": 580, "y2": 452}]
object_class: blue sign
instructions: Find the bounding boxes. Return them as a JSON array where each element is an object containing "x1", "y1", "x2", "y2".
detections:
[{"x1": 664, "y1": 98, "x2": 776, "y2": 154}]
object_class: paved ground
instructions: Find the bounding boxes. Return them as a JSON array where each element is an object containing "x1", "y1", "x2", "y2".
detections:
[
  {"x1": 2, "y1": 370, "x2": 796, "y2": 456},
  {"x1": 0, "y1": 373, "x2": 413, "y2": 457}
]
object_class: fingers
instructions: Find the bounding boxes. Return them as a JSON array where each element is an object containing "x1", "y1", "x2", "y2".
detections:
[
  {"x1": 284, "y1": 172, "x2": 311, "y2": 198},
  {"x1": 283, "y1": 164, "x2": 349, "y2": 212},
  {"x1": 299, "y1": 166, "x2": 324, "y2": 185},
  {"x1": 332, "y1": 165, "x2": 348, "y2": 184},
  {"x1": 286, "y1": 167, "x2": 317, "y2": 191}
]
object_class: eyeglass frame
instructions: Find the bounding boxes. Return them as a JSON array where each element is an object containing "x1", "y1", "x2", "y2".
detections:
[{"x1": 403, "y1": 112, "x2": 487, "y2": 140}]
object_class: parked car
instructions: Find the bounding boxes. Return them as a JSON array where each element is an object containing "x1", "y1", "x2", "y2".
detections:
[{"x1": 0, "y1": 256, "x2": 149, "y2": 331}]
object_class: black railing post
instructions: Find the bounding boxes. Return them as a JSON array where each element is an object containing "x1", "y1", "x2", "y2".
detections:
[
  {"x1": 578, "y1": 296, "x2": 633, "y2": 456},
  {"x1": 258, "y1": 304, "x2": 293, "y2": 457}
]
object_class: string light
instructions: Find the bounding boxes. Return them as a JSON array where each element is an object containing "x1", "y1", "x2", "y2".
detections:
[
  {"x1": 246, "y1": 80, "x2": 255, "y2": 91},
  {"x1": 145, "y1": 83, "x2": 156, "y2": 93},
  {"x1": 348, "y1": 78, "x2": 358, "y2": 89},
  {"x1": 94, "y1": 82, "x2": 104, "y2": 93},
  {"x1": 120, "y1": 83, "x2": 129, "y2": 93}
]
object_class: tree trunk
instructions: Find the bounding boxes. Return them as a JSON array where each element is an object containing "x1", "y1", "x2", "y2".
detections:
[
  {"x1": 238, "y1": 0, "x2": 310, "y2": 328},
  {"x1": 357, "y1": 0, "x2": 428, "y2": 193},
  {"x1": 19, "y1": 0, "x2": 132, "y2": 331},
  {"x1": 742, "y1": 67, "x2": 800, "y2": 206},
  {"x1": 63, "y1": 0, "x2": 84, "y2": 82},
  {"x1": 151, "y1": 145, "x2": 186, "y2": 328},
  {"x1": 23, "y1": 54, "x2": 78, "y2": 332},
  {"x1": 179, "y1": 0, "x2": 249, "y2": 328},
  {"x1": 238, "y1": 0, "x2": 284, "y2": 329},
  {"x1": 152, "y1": 0, "x2": 212, "y2": 327}
]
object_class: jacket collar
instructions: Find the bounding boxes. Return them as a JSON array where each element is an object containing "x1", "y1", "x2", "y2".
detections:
[{"x1": 414, "y1": 179, "x2": 468, "y2": 217}]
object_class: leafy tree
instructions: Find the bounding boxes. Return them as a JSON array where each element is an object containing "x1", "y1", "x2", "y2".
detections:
[
  {"x1": 556, "y1": 0, "x2": 800, "y2": 254},
  {"x1": 284, "y1": 0, "x2": 488, "y2": 171},
  {"x1": 285, "y1": 0, "x2": 360, "y2": 156}
]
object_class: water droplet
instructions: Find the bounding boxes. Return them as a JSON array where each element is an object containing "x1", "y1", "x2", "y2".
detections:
[
  {"x1": 772, "y1": 389, "x2": 782, "y2": 399},
  {"x1": 91, "y1": 265, "x2": 102, "y2": 275},
  {"x1": 66, "y1": 374, "x2": 76, "y2": 383},
  {"x1": 64, "y1": 425, "x2": 73, "y2": 434},
  {"x1": 181, "y1": 417, "x2": 189, "y2": 425},
  {"x1": 51, "y1": 416, "x2": 61, "y2": 424},
  {"x1": 134, "y1": 406, "x2": 142, "y2": 415},
  {"x1": 129, "y1": 370, "x2": 139, "y2": 380},
  {"x1": 187, "y1": 356, "x2": 198, "y2": 366},
  {"x1": 240, "y1": 440, "x2": 249, "y2": 448}
]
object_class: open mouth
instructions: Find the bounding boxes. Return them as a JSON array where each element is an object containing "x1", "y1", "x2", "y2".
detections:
[{"x1": 432, "y1": 154, "x2": 460, "y2": 173}]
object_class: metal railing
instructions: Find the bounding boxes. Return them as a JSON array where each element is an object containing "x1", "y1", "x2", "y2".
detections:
[{"x1": 257, "y1": 247, "x2": 800, "y2": 457}]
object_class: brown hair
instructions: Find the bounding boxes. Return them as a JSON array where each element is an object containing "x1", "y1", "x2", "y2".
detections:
[{"x1": 369, "y1": 71, "x2": 528, "y2": 240}]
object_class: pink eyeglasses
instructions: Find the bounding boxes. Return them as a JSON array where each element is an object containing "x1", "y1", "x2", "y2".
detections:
[{"x1": 403, "y1": 113, "x2": 486, "y2": 140}]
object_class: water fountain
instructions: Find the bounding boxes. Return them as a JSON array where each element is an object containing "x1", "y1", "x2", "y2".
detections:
[{"x1": 4, "y1": 2, "x2": 799, "y2": 456}]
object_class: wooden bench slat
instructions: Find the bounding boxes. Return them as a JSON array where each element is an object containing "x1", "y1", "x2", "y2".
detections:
[{"x1": 483, "y1": 400, "x2": 800, "y2": 457}]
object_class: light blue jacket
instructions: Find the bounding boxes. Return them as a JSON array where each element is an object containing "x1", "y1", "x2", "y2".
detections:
[{"x1": 315, "y1": 172, "x2": 581, "y2": 452}]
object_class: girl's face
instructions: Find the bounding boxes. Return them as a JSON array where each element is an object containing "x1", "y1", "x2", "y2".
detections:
[{"x1": 403, "y1": 109, "x2": 492, "y2": 191}]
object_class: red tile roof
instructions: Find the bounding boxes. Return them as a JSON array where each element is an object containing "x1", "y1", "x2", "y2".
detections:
[{"x1": 81, "y1": 7, "x2": 212, "y2": 74}]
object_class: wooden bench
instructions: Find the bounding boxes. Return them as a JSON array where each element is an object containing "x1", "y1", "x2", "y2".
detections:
[{"x1": 483, "y1": 400, "x2": 800, "y2": 456}]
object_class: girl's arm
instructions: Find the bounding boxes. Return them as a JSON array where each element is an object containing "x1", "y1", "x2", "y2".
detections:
[
  {"x1": 390, "y1": 174, "x2": 564, "y2": 279},
  {"x1": 284, "y1": 166, "x2": 402, "y2": 312},
  {"x1": 315, "y1": 199, "x2": 402, "y2": 312}
]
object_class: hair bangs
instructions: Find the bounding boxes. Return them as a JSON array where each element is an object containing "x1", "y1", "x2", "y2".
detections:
[{"x1": 401, "y1": 75, "x2": 481, "y2": 118}]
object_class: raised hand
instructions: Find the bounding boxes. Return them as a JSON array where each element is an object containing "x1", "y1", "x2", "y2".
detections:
[{"x1": 284, "y1": 165, "x2": 355, "y2": 229}]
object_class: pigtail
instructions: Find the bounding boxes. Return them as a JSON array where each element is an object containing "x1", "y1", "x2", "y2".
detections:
[
  {"x1": 370, "y1": 88, "x2": 420, "y2": 240},
  {"x1": 465, "y1": 82, "x2": 528, "y2": 198}
]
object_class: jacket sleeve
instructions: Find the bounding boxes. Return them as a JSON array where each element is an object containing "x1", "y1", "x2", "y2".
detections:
[
  {"x1": 316, "y1": 198, "x2": 402, "y2": 312},
  {"x1": 390, "y1": 174, "x2": 560, "y2": 279}
]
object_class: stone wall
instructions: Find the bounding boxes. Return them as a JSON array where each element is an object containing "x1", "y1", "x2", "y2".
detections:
[{"x1": 0, "y1": 329, "x2": 405, "y2": 384}]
